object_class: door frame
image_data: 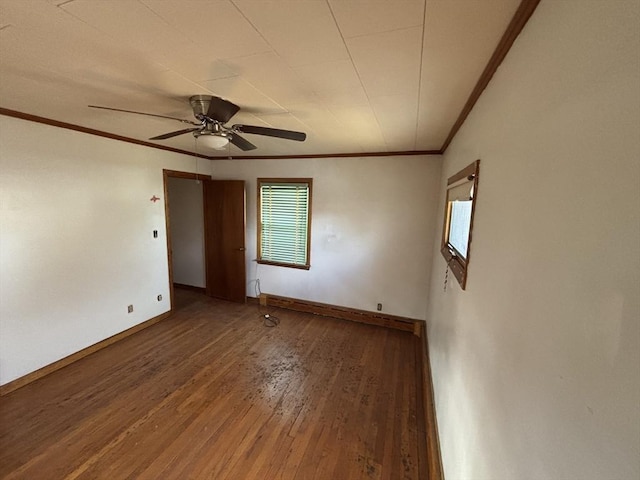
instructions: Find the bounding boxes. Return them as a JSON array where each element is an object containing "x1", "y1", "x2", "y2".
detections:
[{"x1": 163, "y1": 169, "x2": 212, "y2": 313}]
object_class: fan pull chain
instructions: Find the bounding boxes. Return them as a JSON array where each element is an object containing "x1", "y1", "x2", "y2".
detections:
[
  {"x1": 444, "y1": 264, "x2": 449, "y2": 292},
  {"x1": 194, "y1": 136, "x2": 200, "y2": 182}
]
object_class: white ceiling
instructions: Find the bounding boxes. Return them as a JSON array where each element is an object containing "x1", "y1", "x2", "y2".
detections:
[{"x1": 0, "y1": 0, "x2": 520, "y2": 157}]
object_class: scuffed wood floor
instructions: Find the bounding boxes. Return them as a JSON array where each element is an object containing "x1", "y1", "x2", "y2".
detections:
[{"x1": 0, "y1": 289, "x2": 426, "y2": 479}]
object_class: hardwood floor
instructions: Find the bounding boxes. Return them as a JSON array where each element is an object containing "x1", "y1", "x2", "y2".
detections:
[{"x1": 0, "y1": 289, "x2": 427, "y2": 479}]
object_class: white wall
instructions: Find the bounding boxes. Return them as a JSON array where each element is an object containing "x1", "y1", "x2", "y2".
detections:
[
  {"x1": 426, "y1": 1, "x2": 640, "y2": 479},
  {"x1": 211, "y1": 155, "x2": 442, "y2": 320},
  {"x1": 0, "y1": 116, "x2": 442, "y2": 384},
  {"x1": 167, "y1": 177, "x2": 205, "y2": 288},
  {"x1": 0, "y1": 116, "x2": 204, "y2": 385}
]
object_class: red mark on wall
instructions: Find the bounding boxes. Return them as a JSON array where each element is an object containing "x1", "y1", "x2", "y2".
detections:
[{"x1": 150, "y1": 195, "x2": 160, "y2": 203}]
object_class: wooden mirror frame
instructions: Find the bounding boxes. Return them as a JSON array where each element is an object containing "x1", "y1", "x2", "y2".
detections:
[{"x1": 440, "y1": 160, "x2": 480, "y2": 290}]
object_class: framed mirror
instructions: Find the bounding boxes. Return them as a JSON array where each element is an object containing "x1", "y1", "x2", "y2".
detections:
[{"x1": 440, "y1": 160, "x2": 480, "y2": 290}]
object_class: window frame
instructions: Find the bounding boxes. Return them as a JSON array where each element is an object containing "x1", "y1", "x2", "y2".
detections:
[
  {"x1": 440, "y1": 160, "x2": 480, "y2": 290},
  {"x1": 257, "y1": 178, "x2": 313, "y2": 270}
]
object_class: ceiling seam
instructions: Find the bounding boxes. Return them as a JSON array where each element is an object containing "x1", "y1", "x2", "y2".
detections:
[
  {"x1": 224, "y1": 0, "x2": 323, "y2": 141},
  {"x1": 343, "y1": 23, "x2": 426, "y2": 41},
  {"x1": 325, "y1": 0, "x2": 387, "y2": 152},
  {"x1": 132, "y1": 0, "x2": 223, "y2": 97},
  {"x1": 54, "y1": 0, "x2": 176, "y2": 79},
  {"x1": 228, "y1": 0, "x2": 275, "y2": 53},
  {"x1": 414, "y1": 0, "x2": 428, "y2": 150}
]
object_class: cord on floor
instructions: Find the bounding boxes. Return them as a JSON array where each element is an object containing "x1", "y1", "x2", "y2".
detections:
[
  {"x1": 263, "y1": 313, "x2": 280, "y2": 327},
  {"x1": 255, "y1": 278, "x2": 280, "y2": 327}
]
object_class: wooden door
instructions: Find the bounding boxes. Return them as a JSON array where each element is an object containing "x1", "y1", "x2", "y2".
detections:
[{"x1": 203, "y1": 180, "x2": 246, "y2": 303}]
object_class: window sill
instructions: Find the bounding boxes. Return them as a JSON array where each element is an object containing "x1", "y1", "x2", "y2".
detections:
[{"x1": 257, "y1": 259, "x2": 311, "y2": 270}]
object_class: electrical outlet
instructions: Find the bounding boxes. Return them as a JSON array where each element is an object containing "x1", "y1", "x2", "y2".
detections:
[
  {"x1": 128, "y1": 304, "x2": 134, "y2": 313},
  {"x1": 377, "y1": 303, "x2": 382, "y2": 311}
]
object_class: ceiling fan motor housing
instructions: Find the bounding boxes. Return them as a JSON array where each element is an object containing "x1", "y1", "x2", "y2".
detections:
[{"x1": 189, "y1": 95, "x2": 213, "y2": 119}]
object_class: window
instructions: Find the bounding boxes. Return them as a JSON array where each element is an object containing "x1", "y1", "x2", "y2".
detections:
[
  {"x1": 258, "y1": 178, "x2": 312, "y2": 269},
  {"x1": 441, "y1": 160, "x2": 480, "y2": 289},
  {"x1": 448, "y1": 200, "x2": 473, "y2": 258}
]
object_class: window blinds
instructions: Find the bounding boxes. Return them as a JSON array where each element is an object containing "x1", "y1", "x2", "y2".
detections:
[
  {"x1": 260, "y1": 182, "x2": 310, "y2": 266},
  {"x1": 448, "y1": 200, "x2": 473, "y2": 258}
]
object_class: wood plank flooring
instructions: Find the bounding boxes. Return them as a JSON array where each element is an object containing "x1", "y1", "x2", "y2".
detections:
[{"x1": 0, "y1": 289, "x2": 427, "y2": 479}]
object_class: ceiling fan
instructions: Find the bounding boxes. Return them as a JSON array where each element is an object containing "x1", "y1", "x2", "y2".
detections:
[{"x1": 89, "y1": 94, "x2": 306, "y2": 151}]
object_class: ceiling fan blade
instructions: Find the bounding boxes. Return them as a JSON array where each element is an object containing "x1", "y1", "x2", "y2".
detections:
[
  {"x1": 229, "y1": 133, "x2": 257, "y2": 151},
  {"x1": 233, "y1": 124, "x2": 306, "y2": 142},
  {"x1": 89, "y1": 105, "x2": 200, "y2": 125},
  {"x1": 206, "y1": 96, "x2": 240, "y2": 123},
  {"x1": 150, "y1": 127, "x2": 202, "y2": 140}
]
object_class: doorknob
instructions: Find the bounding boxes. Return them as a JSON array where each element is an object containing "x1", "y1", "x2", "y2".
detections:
[{"x1": 237, "y1": 247, "x2": 246, "y2": 251}]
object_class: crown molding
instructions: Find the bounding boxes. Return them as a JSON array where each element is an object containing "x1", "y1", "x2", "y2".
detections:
[
  {"x1": 0, "y1": 107, "x2": 440, "y2": 160},
  {"x1": 440, "y1": 0, "x2": 541, "y2": 153},
  {"x1": 0, "y1": 107, "x2": 213, "y2": 160}
]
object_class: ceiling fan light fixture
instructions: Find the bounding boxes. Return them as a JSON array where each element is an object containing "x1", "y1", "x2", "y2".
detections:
[{"x1": 198, "y1": 133, "x2": 230, "y2": 150}]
